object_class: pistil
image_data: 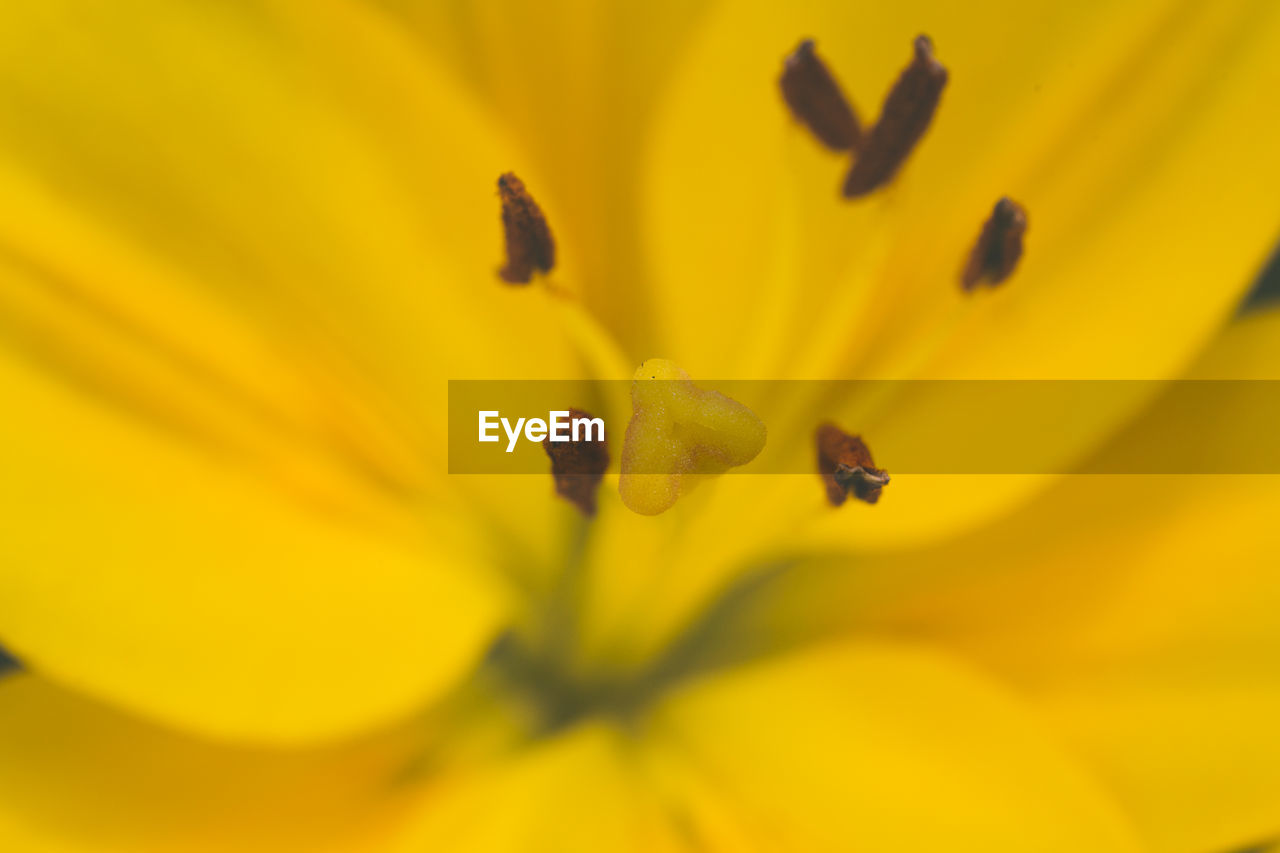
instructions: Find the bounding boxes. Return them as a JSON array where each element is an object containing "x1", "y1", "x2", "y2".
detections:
[{"x1": 619, "y1": 360, "x2": 767, "y2": 515}]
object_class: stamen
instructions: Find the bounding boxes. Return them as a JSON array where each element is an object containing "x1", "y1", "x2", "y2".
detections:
[
  {"x1": 816, "y1": 423, "x2": 889, "y2": 506},
  {"x1": 497, "y1": 172, "x2": 556, "y2": 284},
  {"x1": 543, "y1": 408, "x2": 609, "y2": 516},
  {"x1": 961, "y1": 197, "x2": 1028, "y2": 291},
  {"x1": 843, "y1": 35, "x2": 948, "y2": 198},
  {"x1": 780, "y1": 39, "x2": 862, "y2": 152}
]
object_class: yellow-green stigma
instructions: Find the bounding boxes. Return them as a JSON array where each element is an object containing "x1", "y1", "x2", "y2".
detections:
[{"x1": 618, "y1": 359, "x2": 767, "y2": 515}]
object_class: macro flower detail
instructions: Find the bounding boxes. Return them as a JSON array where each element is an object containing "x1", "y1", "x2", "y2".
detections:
[
  {"x1": 779, "y1": 39, "x2": 862, "y2": 152},
  {"x1": 843, "y1": 34, "x2": 949, "y2": 197},
  {"x1": 542, "y1": 407, "x2": 609, "y2": 516},
  {"x1": 962, "y1": 196, "x2": 1030, "y2": 291},
  {"x1": 496, "y1": 171, "x2": 555, "y2": 284},
  {"x1": 815, "y1": 422, "x2": 890, "y2": 506},
  {"x1": 781, "y1": 33, "x2": 949, "y2": 198},
  {"x1": 618, "y1": 359, "x2": 767, "y2": 515},
  {"x1": 1, "y1": 1, "x2": 1279, "y2": 852}
]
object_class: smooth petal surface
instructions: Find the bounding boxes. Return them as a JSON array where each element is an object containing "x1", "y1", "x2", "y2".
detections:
[
  {"x1": 646, "y1": 0, "x2": 1280, "y2": 381},
  {"x1": 589, "y1": 0, "x2": 1280, "y2": 671},
  {"x1": 884, "y1": 486, "x2": 1280, "y2": 853},
  {"x1": 646, "y1": 641, "x2": 1142, "y2": 852},
  {"x1": 0, "y1": 645, "x2": 1147, "y2": 853},
  {"x1": 403, "y1": 642, "x2": 1143, "y2": 852},
  {"x1": 392, "y1": 723, "x2": 688, "y2": 853},
  {"x1": 369, "y1": 0, "x2": 715, "y2": 355},
  {"x1": 809, "y1": 0, "x2": 1280, "y2": 545},
  {"x1": 0, "y1": 0, "x2": 587, "y2": 414},
  {"x1": 0, "y1": 349, "x2": 503, "y2": 744},
  {"x1": 0, "y1": 674, "x2": 418, "y2": 852},
  {"x1": 644, "y1": 0, "x2": 1280, "y2": 546},
  {"x1": 901, "y1": 312, "x2": 1280, "y2": 853},
  {"x1": 701, "y1": 310, "x2": 1280, "y2": 853},
  {"x1": 0, "y1": 0, "x2": 609, "y2": 742}
]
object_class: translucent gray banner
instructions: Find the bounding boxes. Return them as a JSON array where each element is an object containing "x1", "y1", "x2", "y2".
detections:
[{"x1": 448, "y1": 380, "x2": 1280, "y2": 474}]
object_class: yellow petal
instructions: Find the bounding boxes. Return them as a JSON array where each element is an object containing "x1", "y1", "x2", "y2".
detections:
[
  {"x1": 398, "y1": 644, "x2": 1141, "y2": 852},
  {"x1": 814, "y1": 0, "x2": 1280, "y2": 535},
  {"x1": 392, "y1": 723, "x2": 688, "y2": 852},
  {"x1": 0, "y1": 0, "x2": 615, "y2": 740},
  {"x1": 914, "y1": 316, "x2": 1280, "y2": 853},
  {"x1": 646, "y1": 641, "x2": 1142, "y2": 852},
  {"x1": 0, "y1": 0, "x2": 598, "y2": 549},
  {"x1": 567, "y1": 0, "x2": 1280, "y2": 668},
  {"x1": 369, "y1": 0, "x2": 715, "y2": 355},
  {"x1": 646, "y1": 0, "x2": 1280, "y2": 382},
  {"x1": 887, "y1": 478, "x2": 1280, "y2": 853},
  {"x1": 0, "y1": 650, "x2": 1138, "y2": 853},
  {"x1": 0, "y1": 0, "x2": 586, "y2": 414},
  {"x1": 712, "y1": 309, "x2": 1280, "y2": 852},
  {"x1": 0, "y1": 673, "x2": 411, "y2": 852},
  {"x1": 0, "y1": 671, "x2": 538, "y2": 853},
  {"x1": 637, "y1": 0, "x2": 1280, "y2": 576},
  {"x1": 0, "y1": 350, "x2": 503, "y2": 744}
]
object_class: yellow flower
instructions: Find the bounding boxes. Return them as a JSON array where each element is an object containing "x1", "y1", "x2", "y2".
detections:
[{"x1": 1, "y1": 1, "x2": 1279, "y2": 851}]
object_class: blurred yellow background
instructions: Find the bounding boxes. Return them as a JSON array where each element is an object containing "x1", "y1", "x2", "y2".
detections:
[{"x1": 1, "y1": 1, "x2": 1279, "y2": 851}]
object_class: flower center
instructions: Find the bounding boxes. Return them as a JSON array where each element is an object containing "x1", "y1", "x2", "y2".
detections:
[
  {"x1": 485, "y1": 631, "x2": 649, "y2": 734},
  {"x1": 492, "y1": 33, "x2": 1035, "y2": 518}
]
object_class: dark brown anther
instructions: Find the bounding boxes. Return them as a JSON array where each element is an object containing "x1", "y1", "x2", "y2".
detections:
[
  {"x1": 544, "y1": 408, "x2": 609, "y2": 516},
  {"x1": 961, "y1": 197, "x2": 1028, "y2": 291},
  {"x1": 816, "y1": 423, "x2": 889, "y2": 506},
  {"x1": 497, "y1": 172, "x2": 555, "y2": 284},
  {"x1": 780, "y1": 39, "x2": 862, "y2": 152},
  {"x1": 843, "y1": 35, "x2": 948, "y2": 198}
]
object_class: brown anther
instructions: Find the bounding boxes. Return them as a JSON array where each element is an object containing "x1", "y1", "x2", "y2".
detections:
[
  {"x1": 961, "y1": 197, "x2": 1028, "y2": 291},
  {"x1": 497, "y1": 172, "x2": 555, "y2": 284},
  {"x1": 780, "y1": 39, "x2": 862, "y2": 152},
  {"x1": 843, "y1": 35, "x2": 948, "y2": 198},
  {"x1": 544, "y1": 408, "x2": 609, "y2": 516},
  {"x1": 816, "y1": 422, "x2": 890, "y2": 506}
]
